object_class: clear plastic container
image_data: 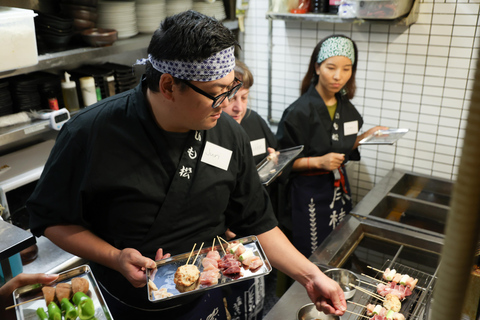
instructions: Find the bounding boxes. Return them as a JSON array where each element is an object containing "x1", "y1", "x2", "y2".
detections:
[
  {"x1": 0, "y1": 7, "x2": 38, "y2": 72},
  {"x1": 354, "y1": 0, "x2": 413, "y2": 19}
]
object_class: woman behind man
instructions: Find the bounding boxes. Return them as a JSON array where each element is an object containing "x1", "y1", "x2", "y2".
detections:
[
  {"x1": 277, "y1": 35, "x2": 386, "y2": 257},
  {"x1": 224, "y1": 60, "x2": 278, "y2": 165}
]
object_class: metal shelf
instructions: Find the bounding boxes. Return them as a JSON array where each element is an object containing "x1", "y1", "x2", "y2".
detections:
[
  {"x1": 0, "y1": 34, "x2": 152, "y2": 80},
  {"x1": 266, "y1": 0, "x2": 419, "y2": 27},
  {"x1": 0, "y1": 20, "x2": 239, "y2": 80},
  {"x1": 0, "y1": 19, "x2": 239, "y2": 150}
]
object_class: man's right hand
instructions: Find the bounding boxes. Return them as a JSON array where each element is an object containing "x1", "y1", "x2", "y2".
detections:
[{"x1": 116, "y1": 248, "x2": 157, "y2": 288}]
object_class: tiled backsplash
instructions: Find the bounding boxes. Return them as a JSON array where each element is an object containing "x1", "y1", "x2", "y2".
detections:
[{"x1": 241, "y1": 0, "x2": 479, "y2": 204}]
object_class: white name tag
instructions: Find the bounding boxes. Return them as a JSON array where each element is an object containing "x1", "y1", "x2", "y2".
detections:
[
  {"x1": 201, "y1": 141, "x2": 232, "y2": 171},
  {"x1": 344, "y1": 120, "x2": 359, "y2": 136},
  {"x1": 250, "y1": 138, "x2": 266, "y2": 157}
]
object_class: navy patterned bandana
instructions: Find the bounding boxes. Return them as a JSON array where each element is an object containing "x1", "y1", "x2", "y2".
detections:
[{"x1": 136, "y1": 46, "x2": 236, "y2": 82}]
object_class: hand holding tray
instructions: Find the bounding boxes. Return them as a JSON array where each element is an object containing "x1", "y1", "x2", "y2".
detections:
[
  {"x1": 359, "y1": 128, "x2": 409, "y2": 145},
  {"x1": 146, "y1": 235, "x2": 271, "y2": 303},
  {"x1": 256, "y1": 145, "x2": 304, "y2": 186}
]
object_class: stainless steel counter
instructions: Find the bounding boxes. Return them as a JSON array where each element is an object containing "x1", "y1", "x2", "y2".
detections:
[
  {"x1": 264, "y1": 169, "x2": 449, "y2": 320},
  {"x1": 22, "y1": 236, "x2": 86, "y2": 274}
]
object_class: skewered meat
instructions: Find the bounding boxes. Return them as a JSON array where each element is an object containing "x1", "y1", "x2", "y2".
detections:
[
  {"x1": 71, "y1": 277, "x2": 89, "y2": 294},
  {"x1": 366, "y1": 304, "x2": 405, "y2": 320},
  {"x1": 202, "y1": 257, "x2": 218, "y2": 269},
  {"x1": 55, "y1": 283, "x2": 72, "y2": 302},
  {"x1": 383, "y1": 268, "x2": 418, "y2": 290},
  {"x1": 42, "y1": 286, "x2": 55, "y2": 306},
  {"x1": 383, "y1": 293, "x2": 401, "y2": 312},
  {"x1": 199, "y1": 269, "x2": 221, "y2": 286},
  {"x1": 206, "y1": 250, "x2": 221, "y2": 261},
  {"x1": 174, "y1": 265, "x2": 200, "y2": 292},
  {"x1": 377, "y1": 282, "x2": 412, "y2": 299}
]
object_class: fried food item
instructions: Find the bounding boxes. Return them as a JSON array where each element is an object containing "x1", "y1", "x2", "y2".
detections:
[
  {"x1": 55, "y1": 283, "x2": 72, "y2": 302},
  {"x1": 384, "y1": 293, "x2": 401, "y2": 312},
  {"x1": 42, "y1": 286, "x2": 56, "y2": 306},
  {"x1": 71, "y1": 277, "x2": 89, "y2": 294},
  {"x1": 148, "y1": 279, "x2": 158, "y2": 291},
  {"x1": 153, "y1": 288, "x2": 173, "y2": 300},
  {"x1": 174, "y1": 265, "x2": 200, "y2": 293}
]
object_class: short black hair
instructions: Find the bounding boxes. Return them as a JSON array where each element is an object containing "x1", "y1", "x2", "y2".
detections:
[{"x1": 145, "y1": 10, "x2": 239, "y2": 92}]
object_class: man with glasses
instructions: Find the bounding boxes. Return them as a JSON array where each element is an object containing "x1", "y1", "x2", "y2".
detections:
[{"x1": 27, "y1": 10, "x2": 346, "y2": 320}]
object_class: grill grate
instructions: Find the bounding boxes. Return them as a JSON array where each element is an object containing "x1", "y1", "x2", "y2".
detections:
[{"x1": 343, "y1": 260, "x2": 436, "y2": 320}]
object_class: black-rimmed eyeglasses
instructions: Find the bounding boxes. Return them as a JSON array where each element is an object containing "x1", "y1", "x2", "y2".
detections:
[{"x1": 181, "y1": 77, "x2": 243, "y2": 109}]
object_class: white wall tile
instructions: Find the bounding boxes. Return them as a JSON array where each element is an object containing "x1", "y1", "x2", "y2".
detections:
[{"x1": 244, "y1": 0, "x2": 475, "y2": 201}]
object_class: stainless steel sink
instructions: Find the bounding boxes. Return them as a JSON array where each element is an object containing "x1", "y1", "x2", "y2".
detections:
[
  {"x1": 368, "y1": 194, "x2": 448, "y2": 234},
  {"x1": 352, "y1": 170, "x2": 454, "y2": 236},
  {"x1": 389, "y1": 173, "x2": 453, "y2": 206}
]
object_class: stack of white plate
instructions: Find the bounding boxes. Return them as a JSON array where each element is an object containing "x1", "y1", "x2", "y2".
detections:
[
  {"x1": 97, "y1": 1, "x2": 138, "y2": 39},
  {"x1": 166, "y1": 0, "x2": 193, "y2": 16},
  {"x1": 136, "y1": 0, "x2": 167, "y2": 33},
  {"x1": 192, "y1": 0, "x2": 226, "y2": 21}
]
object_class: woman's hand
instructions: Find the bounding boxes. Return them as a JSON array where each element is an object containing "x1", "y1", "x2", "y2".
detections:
[
  {"x1": 1, "y1": 273, "x2": 59, "y2": 320},
  {"x1": 319, "y1": 153, "x2": 345, "y2": 171}
]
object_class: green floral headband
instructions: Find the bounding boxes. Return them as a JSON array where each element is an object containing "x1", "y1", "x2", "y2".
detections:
[{"x1": 317, "y1": 37, "x2": 355, "y2": 65}]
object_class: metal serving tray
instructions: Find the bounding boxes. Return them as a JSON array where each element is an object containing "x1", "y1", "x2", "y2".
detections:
[
  {"x1": 13, "y1": 264, "x2": 113, "y2": 320},
  {"x1": 359, "y1": 128, "x2": 409, "y2": 145},
  {"x1": 257, "y1": 145, "x2": 303, "y2": 186},
  {"x1": 146, "y1": 235, "x2": 272, "y2": 302}
]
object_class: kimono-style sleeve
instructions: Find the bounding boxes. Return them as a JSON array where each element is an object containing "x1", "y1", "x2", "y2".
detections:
[
  {"x1": 27, "y1": 125, "x2": 90, "y2": 237},
  {"x1": 223, "y1": 125, "x2": 278, "y2": 237},
  {"x1": 276, "y1": 101, "x2": 310, "y2": 159}
]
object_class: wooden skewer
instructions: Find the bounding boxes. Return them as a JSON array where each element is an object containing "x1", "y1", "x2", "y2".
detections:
[
  {"x1": 5, "y1": 296, "x2": 43, "y2": 310},
  {"x1": 216, "y1": 236, "x2": 226, "y2": 255},
  {"x1": 349, "y1": 283, "x2": 385, "y2": 301},
  {"x1": 360, "y1": 279, "x2": 379, "y2": 287},
  {"x1": 186, "y1": 243, "x2": 197, "y2": 265},
  {"x1": 367, "y1": 265, "x2": 384, "y2": 273},
  {"x1": 362, "y1": 273, "x2": 388, "y2": 284},
  {"x1": 348, "y1": 300, "x2": 368, "y2": 308},
  {"x1": 345, "y1": 309, "x2": 369, "y2": 319},
  {"x1": 211, "y1": 238, "x2": 215, "y2": 251},
  {"x1": 218, "y1": 236, "x2": 229, "y2": 245},
  {"x1": 192, "y1": 242, "x2": 204, "y2": 265}
]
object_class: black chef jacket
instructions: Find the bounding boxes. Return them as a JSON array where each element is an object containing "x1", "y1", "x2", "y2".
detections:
[
  {"x1": 276, "y1": 84, "x2": 363, "y2": 161},
  {"x1": 240, "y1": 109, "x2": 278, "y2": 165},
  {"x1": 27, "y1": 78, "x2": 277, "y2": 309}
]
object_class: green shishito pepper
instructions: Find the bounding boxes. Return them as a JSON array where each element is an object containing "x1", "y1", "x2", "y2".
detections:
[
  {"x1": 47, "y1": 302, "x2": 62, "y2": 320},
  {"x1": 73, "y1": 292, "x2": 95, "y2": 320},
  {"x1": 36, "y1": 307, "x2": 48, "y2": 320},
  {"x1": 61, "y1": 297, "x2": 79, "y2": 320}
]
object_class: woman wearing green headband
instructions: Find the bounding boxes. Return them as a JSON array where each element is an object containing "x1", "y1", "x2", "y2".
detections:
[{"x1": 276, "y1": 35, "x2": 386, "y2": 257}]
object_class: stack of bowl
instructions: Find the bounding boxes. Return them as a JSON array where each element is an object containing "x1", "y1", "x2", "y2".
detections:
[
  {"x1": 192, "y1": 0, "x2": 227, "y2": 21},
  {"x1": 35, "y1": 12, "x2": 74, "y2": 52},
  {"x1": 136, "y1": 0, "x2": 166, "y2": 34},
  {"x1": 97, "y1": 1, "x2": 137, "y2": 39},
  {"x1": 166, "y1": 0, "x2": 193, "y2": 16},
  {"x1": 60, "y1": 0, "x2": 99, "y2": 33}
]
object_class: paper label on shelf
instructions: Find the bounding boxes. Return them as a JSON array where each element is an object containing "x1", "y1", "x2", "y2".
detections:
[
  {"x1": 24, "y1": 123, "x2": 47, "y2": 134},
  {"x1": 0, "y1": 164, "x2": 10, "y2": 175}
]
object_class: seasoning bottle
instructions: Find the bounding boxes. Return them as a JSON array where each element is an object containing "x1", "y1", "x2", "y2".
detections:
[
  {"x1": 311, "y1": 0, "x2": 328, "y2": 13},
  {"x1": 107, "y1": 75, "x2": 116, "y2": 97},
  {"x1": 329, "y1": 0, "x2": 340, "y2": 13},
  {"x1": 79, "y1": 76, "x2": 97, "y2": 107},
  {"x1": 61, "y1": 72, "x2": 80, "y2": 112}
]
